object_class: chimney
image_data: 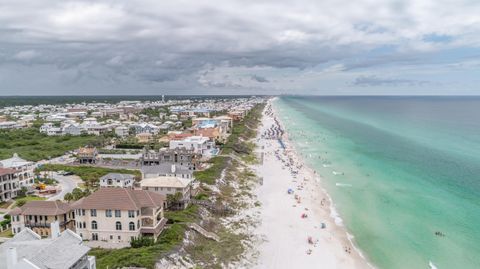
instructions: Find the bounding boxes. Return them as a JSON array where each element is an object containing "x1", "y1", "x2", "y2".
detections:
[
  {"x1": 7, "y1": 247, "x2": 17, "y2": 269},
  {"x1": 171, "y1": 164, "x2": 176, "y2": 174},
  {"x1": 50, "y1": 221, "x2": 60, "y2": 239}
]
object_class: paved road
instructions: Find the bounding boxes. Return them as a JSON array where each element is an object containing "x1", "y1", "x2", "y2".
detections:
[{"x1": 47, "y1": 172, "x2": 81, "y2": 201}]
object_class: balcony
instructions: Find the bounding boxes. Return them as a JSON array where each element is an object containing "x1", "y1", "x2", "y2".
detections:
[
  {"x1": 140, "y1": 218, "x2": 167, "y2": 235},
  {"x1": 25, "y1": 220, "x2": 70, "y2": 228},
  {"x1": 141, "y1": 207, "x2": 154, "y2": 216}
]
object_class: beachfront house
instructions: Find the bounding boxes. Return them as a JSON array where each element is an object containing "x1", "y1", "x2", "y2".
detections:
[
  {"x1": 169, "y1": 136, "x2": 217, "y2": 157},
  {"x1": 141, "y1": 148, "x2": 199, "y2": 169},
  {"x1": 72, "y1": 188, "x2": 167, "y2": 244}
]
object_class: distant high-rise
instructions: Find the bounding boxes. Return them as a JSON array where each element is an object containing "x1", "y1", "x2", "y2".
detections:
[{"x1": 162, "y1": 95, "x2": 165, "y2": 103}]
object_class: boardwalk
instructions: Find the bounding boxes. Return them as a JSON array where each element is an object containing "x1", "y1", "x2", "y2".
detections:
[{"x1": 187, "y1": 223, "x2": 220, "y2": 242}]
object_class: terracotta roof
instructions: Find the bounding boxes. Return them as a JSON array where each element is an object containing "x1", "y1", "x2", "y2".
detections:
[
  {"x1": 9, "y1": 201, "x2": 72, "y2": 216},
  {"x1": 72, "y1": 188, "x2": 165, "y2": 210},
  {"x1": 170, "y1": 133, "x2": 193, "y2": 140},
  {"x1": 194, "y1": 128, "x2": 219, "y2": 138},
  {"x1": 0, "y1": 167, "x2": 15, "y2": 176},
  {"x1": 78, "y1": 147, "x2": 96, "y2": 154}
]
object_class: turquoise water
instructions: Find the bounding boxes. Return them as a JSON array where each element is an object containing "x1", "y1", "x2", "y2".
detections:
[{"x1": 274, "y1": 96, "x2": 480, "y2": 269}]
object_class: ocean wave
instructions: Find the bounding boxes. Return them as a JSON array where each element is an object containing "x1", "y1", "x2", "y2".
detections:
[
  {"x1": 326, "y1": 193, "x2": 344, "y2": 226},
  {"x1": 332, "y1": 171, "x2": 342, "y2": 175},
  {"x1": 336, "y1": 183, "x2": 352, "y2": 187},
  {"x1": 429, "y1": 261, "x2": 438, "y2": 269}
]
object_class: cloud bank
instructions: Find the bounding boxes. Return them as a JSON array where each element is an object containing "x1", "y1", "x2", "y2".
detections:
[{"x1": 0, "y1": 0, "x2": 480, "y2": 95}]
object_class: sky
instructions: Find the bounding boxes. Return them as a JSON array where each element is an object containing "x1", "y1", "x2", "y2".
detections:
[{"x1": 1, "y1": 0, "x2": 480, "y2": 95}]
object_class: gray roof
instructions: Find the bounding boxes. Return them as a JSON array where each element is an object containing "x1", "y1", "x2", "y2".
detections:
[
  {"x1": 100, "y1": 173, "x2": 136, "y2": 181},
  {"x1": 0, "y1": 153, "x2": 33, "y2": 168},
  {"x1": 0, "y1": 228, "x2": 90, "y2": 269},
  {"x1": 141, "y1": 163, "x2": 193, "y2": 176}
]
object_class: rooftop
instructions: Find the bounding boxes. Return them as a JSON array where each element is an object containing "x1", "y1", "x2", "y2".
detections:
[
  {"x1": 0, "y1": 228, "x2": 90, "y2": 269},
  {"x1": 0, "y1": 153, "x2": 33, "y2": 168},
  {"x1": 9, "y1": 201, "x2": 71, "y2": 216},
  {"x1": 141, "y1": 176, "x2": 192, "y2": 189},
  {"x1": 72, "y1": 188, "x2": 165, "y2": 210},
  {"x1": 100, "y1": 173, "x2": 136, "y2": 181}
]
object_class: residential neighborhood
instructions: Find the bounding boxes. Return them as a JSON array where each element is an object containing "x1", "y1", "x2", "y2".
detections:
[{"x1": 0, "y1": 96, "x2": 266, "y2": 269}]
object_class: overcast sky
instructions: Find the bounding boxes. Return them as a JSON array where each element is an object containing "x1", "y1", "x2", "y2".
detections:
[{"x1": 1, "y1": 0, "x2": 480, "y2": 95}]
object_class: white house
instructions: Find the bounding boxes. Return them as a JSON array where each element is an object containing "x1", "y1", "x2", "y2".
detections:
[
  {"x1": 0, "y1": 154, "x2": 35, "y2": 187},
  {"x1": 169, "y1": 136, "x2": 216, "y2": 156},
  {"x1": 115, "y1": 126, "x2": 129, "y2": 137},
  {"x1": 99, "y1": 173, "x2": 135, "y2": 188},
  {"x1": 131, "y1": 123, "x2": 159, "y2": 135},
  {"x1": 63, "y1": 123, "x2": 82, "y2": 136},
  {"x1": 140, "y1": 176, "x2": 193, "y2": 207}
]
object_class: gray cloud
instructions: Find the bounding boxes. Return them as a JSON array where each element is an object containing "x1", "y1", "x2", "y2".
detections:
[
  {"x1": 251, "y1": 75, "x2": 269, "y2": 83},
  {"x1": 0, "y1": 0, "x2": 479, "y2": 95},
  {"x1": 352, "y1": 75, "x2": 430, "y2": 87}
]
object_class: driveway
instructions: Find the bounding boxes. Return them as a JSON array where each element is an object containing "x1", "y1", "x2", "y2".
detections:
[{"x1": 47, "y1": 172, "x2": 82, "y2": 201}]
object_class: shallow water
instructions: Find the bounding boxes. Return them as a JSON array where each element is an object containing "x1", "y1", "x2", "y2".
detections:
[{"x1": 274, "y1": 96, "x2": 480, "y2": 269}]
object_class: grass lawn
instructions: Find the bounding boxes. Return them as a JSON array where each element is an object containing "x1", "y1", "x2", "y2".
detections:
[
  {"x1": 0, "y1": 229, "x2": 13, "y2": 238},
  {"x1": 0, "y1": 201, "x2": 13, "y2": 209},
  {"x1": 14, "y1": 196, "x2": 46, "y2": 208},
  {"x1": 0, "y1": 128, "x2": 106, "y2": 161},
  {"x1": 36, "y1": 164, "x2": 141, "y2": 187}
]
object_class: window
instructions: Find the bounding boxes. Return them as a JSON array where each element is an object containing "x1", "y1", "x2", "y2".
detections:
[
  {"x1": 91, "y1": 209, "x2": 97, "y2": 217},
  {"x1": 91, "y1": 221, "x2": 97, "y2": 230},
  {"x1": 110, "y1": 235, "x2": 113, "y2": 240},
  {"x1": 106, "y1": 209, "x2": 112, "y2": 217},
  {"x1": 116, "y1": 221, "x2": 122, "y2": 230},
  {"x1": 82, "y1": 209, "x2": 85, "y2": 216},
  {"x1": 129, "y1": 222, "x2": 135, "y2": 231},
  {"x1": 92, "y1": 233, "x2": 98, "y2": 241},
  {"x1": 115, "y1": 210, "x2": 121, "y2": 218},
  {"x1": 39, "y1": 216, "x2": 43, "y2": 221},
  {"x1": 83, "y1": 222, "x2": 86, "y2": 229},
  {"x1": 128, "y1": 210, "x2": 135, "y2": 218},
  {"x1": 118, "y1": 235, "x2": 121, "y2": 240}
]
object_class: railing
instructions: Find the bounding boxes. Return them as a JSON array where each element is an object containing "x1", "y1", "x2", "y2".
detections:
[
  {"x1": 25, "y1": 220, "x2": 70, "y2": 228},
  {"x1": 140, "y1": 218, "x2": 167, "y2": 234}
]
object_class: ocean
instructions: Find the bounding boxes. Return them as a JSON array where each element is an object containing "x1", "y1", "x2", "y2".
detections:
[{"x1": 274, "y1": 96, "x2": 480, "y2": 269}]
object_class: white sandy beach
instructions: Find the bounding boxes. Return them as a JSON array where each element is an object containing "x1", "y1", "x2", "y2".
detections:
[{"x1": 252, "y1": 100, "x2": 372, "y2": 269}]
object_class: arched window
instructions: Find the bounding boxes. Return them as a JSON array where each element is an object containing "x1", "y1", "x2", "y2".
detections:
[
  {"x1": 107, "y1": 179, "x2": 113, "y2": 185},
  {"x1": 129, "y1": 222, "x2": 135, "y2": 231},
  {"x1": 116, "y1": 221, "x2": 122, "y2": 230},
  {"x1": 91, "y1": 221, "x2": 97, "y2": 230}
]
